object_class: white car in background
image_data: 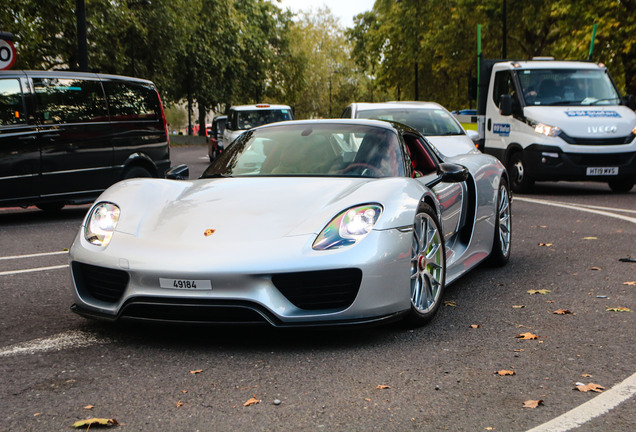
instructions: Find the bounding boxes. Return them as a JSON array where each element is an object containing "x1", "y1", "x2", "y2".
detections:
[
  {"x1": 342, "y1": 102, "x2": 479, "y2": 157},
  {"x1": 223, "y1": 104, "x2": 294, "y2": 148}
]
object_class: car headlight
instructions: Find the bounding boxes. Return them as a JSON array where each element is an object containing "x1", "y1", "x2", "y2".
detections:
[
  {"x1": 84, "y1": 202, "x2": 120, "y2": 247},
  {"x1": 534, "y1": 122, "x2": 561, "y2": 137},
  {"x1": 313, "y1": 204, "x2": 382, "y2": 250}
]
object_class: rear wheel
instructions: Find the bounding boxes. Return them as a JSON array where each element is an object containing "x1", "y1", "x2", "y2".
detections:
[
  {"x1": 488, "y1": 178, "x2": 511, "y2": 266},
  {"x1": 608, "y1": 178, "x2": 634, "y2": 193},
  {"x1": 405, "y1": 204, "x2": 446, "y2": 326},
  {"x1": 508, "y1": 152, "x2": 534, "y2": 193},
  {"x1": 123, "y1": 166, "x2": 152, "y2": 180}
]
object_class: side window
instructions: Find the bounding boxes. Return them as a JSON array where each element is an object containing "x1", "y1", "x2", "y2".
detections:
[
  {"x1": 102, "y1": 80, "x2": 160, "y2": 121},
  {"x1": 492, "y1": 71, "x2": 517, "y2": 108},
  {"x1": 341, "y1": 106, "x2": 352, "y2": 118},
  {"x1": 0, "y1": 78, "x2": 26, "y2": 126},
  {"x1": 33, "y1": 77, "x2": 108, "y2": 124}
]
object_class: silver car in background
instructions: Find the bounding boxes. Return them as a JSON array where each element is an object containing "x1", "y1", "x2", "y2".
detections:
[
  {"x1": 69, "y1": 119, "x2": 511, "y2": 328},
  {"x1": 343, "y1": 101, "x2": 480, "y2": 157}
]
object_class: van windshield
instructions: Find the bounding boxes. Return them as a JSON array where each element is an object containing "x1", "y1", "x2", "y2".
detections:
[
  {"x1": 231, "y1": 109, "x2": 293, "y2": 130},
  {"x1": 517, "y1": 69, "x2": 621, "y2": 106}
]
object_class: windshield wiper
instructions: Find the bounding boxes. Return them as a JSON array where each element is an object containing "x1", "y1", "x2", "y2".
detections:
[
  {"x1": 589, "y1": 98, "x2": 621, "y2": 105},
  {"x1": 200, "y1": 173, "x2": 232, "y2": 179}
]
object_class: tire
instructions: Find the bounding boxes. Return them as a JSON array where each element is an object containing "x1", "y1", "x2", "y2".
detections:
[
  {"x1": 507, "y1": 152, "x2": 534, "y2": 194},
  {"x1": 36, "y1": 202, "x2": 65, "y2": 212},
  {"x1": 488, "y1": 178, "x2": 511, "y2": 266},
  {"x1": 122, "y1": 166, "x2": 152, "y2": 180},
  {"x1": 404, "y1": 204, "x2": 446, "y2": 326},
  {"x1": 608, "y1": 178, "x2": 634, "y2": 193}
]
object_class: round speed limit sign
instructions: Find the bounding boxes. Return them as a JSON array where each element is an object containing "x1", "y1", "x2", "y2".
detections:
[{"x1": 0, "y1": 39, "x2": 17, "y2": 70}]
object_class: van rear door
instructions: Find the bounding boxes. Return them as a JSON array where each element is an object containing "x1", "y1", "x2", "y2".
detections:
[{"x1": 0, "y1": 74, "x2": 40, "y2": 204}]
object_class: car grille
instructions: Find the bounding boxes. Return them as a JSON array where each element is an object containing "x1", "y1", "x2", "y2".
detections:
[
  {"x1": 567, "y1": 152, "x2": 634, "y2": 166},
  {"x1": 559, "y1": 132, "x2": 634, "y2": 145},
  {"x1": 272, "y1": 269, "x2": 362, "y2": 310},
  {"x1": 119, "y1": 298, "x2": 271, "y2": 324},
  {"x1": 72, "y1": 262, "x2": 129, "y2": 303}
]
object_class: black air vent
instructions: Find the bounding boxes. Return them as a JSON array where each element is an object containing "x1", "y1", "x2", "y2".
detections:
[
  {"x1": 272, "y1": 269, "x2": 362, "y2": 310},
  {"x1": 72, "y1": 262, "x2": 129, "y2": 303}
]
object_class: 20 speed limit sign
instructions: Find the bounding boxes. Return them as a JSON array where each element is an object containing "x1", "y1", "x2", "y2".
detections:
[{"x1": 0, "y1": 39, "x2": 16, "y2": 70}]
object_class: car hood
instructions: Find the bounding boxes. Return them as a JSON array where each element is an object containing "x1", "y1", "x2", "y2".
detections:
[
  {"x1": 524, "y1": 105, "x2": 636, "y2": 137},
  {"x1": 94, "y1": 177, "x2": 417, "y2": 245},
  {"x1": 426, "y1": 135, "x2": 479, "y2": 157}
]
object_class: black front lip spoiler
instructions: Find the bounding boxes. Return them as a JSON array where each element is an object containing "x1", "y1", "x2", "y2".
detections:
[{"x1": 70, "y1": 302, "x2": 408, "y2": 329}]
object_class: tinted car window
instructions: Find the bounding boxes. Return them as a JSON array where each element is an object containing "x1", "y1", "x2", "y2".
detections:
[
  {"x1": 356, "y1": 108, "x2": 463, "y2": 136},
  {"x1": 0, "y1": 78, "x2": 26, "y2": 126},
  {"x1": 231, "y1": 109, "x2": 293, "y2": 130},
  {"x1": 102, "y1": 80, "x2": 160, "y2": 120},
  {"x1": 33, "y1": 77, "x2": 108, "y2": 124}
]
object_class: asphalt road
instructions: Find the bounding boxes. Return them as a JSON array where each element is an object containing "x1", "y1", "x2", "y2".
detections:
[{"x1": 0, "y1": 145, "x2": 634, "y2": 431}]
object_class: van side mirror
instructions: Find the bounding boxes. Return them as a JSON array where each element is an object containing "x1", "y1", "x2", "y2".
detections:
[
  {"x1": 499, "y1": 94, "x2": 512, "y2": 116},
  {"x1": 165, "y1": 164, "x2": 189, "y2": 180},
  {"x1": 625, "y1": 94, "x2": 635, "y2": 110}
]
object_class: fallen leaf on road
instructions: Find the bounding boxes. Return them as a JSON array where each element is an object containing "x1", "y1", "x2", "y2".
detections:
[
  {"x1": 83, "y1": 405, "x2": 94, "y2": 410},
  {"x1": 553, "y1": 309, "x2": 573, "y2": 315},
  {"x1": 494, "y1": 370, "x2": 515, "y2": 376},
  {"x1": 176, "y1": 401, "x2": 184, "y2": 408},
  {"x1": 589, "y1": 267, "x2": 602, "y2": 271},
  {"x1": 575, "y1": 383, "x2": 605, "y2": 393},
  {"x1": 376, "y1": 384, "x2": 391, "y2": 390},
  {"x1": 512, "y1": 305, "x2": 525, "y2": 309},
  {"x1": 581, "y1": 373, "x2": 593, "y2": 378},
  {"x1": 469, "y1": 324, "x2": 480, "y2": 329},
  {"x1": 538, "y1": 243, "x2": 553, "y2": 247},
  {"x1": 243, "y1": 397, "x2": 261, "y2": 406},
  {"x1": 623, "y1": 281, "x2": 636, "y2": 286},
  {"x1": 189, "y1": 370, "x2": 203, "y2": 374},
  {"x1": 516, "y1": 332, "x2": 538, "y2": 340},
  {"x1": 444, "y1": 300, "x2": 457, "y2": 307},
  {"x1": 583, "y1": 237, "x2": 597, "y2": 240},
  {"x1": 72, "y1": 418, "x2": 119, "y2": 428},
  {"x1": 606, "y1": 307, "x2": 631, "y2": 312},
  {"x1": 522, "y1": 400, "x2": 543, "y2": 408},
  {"x1": 527, "y1": 289, "x2": 551, "y2": 295}
]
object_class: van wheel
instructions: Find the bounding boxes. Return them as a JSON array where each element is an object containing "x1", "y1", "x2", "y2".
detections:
[
  {"x1": 36, "y1": 202, "x2": 65, "y2": 212},
  {"x1": 123, "y1": 166, "x2": 152, "y2": 179},
  {"x1": 608, "y1": 178, "x2": 634, "y2": 193},
  {"x1": 508, "y1": 153, "x2": 534, "y2": 194}
]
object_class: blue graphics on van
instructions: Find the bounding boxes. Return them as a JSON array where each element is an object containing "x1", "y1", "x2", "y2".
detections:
[
  {"x1": 493, "y1": 123, "x2": 511, "y2": 136},
  {"x1": 565, "y1": 110, "x2": 621, "y2": 118}
]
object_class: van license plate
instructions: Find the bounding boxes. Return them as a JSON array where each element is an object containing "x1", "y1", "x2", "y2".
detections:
[
  {"x1": 586, "y1": 167, "x2": 618, "y2": 176},
  {"x1": 159, "y1": 278, "x2": 212, "y2": 290}
]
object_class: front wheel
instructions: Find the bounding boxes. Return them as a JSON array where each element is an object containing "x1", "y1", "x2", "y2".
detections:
[
  {"x1": 508, "y1": 152, "x2": 534, "y2": 194},
  {"x1": 405, "y1": 204, "x2": 446, "y2": 326},
  {"x1": 488, "y1": 178, "x2": 512, "y2": 266},
  {"x1": 608, "y1": 178, "x2": 634, "y2": 193}
]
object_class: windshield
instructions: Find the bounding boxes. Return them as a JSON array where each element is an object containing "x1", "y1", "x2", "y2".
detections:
[
  {"x1": 356, "y1": 108, "x2": 464, "y2": 136},
  {"x1": 202, "y1": 123, "x2": 405, "y2": 178},
  {"x1": 518, "y1": 68, "x2": 621, "y2": 106},
  {"x1": 230, "y1": 108, "x2": 293, "y2": 130}
]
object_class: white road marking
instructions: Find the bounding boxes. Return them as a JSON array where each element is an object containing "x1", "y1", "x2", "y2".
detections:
[
  {"x1": 526, "y1": 373, "x2": 636, "y2": 432},
  {"x1": 0, "y1": 250, "x2": 68, "y2": 261},
  {"x1": 518, "y1": 195, "x2": 636, "y2": 432},
  {"x1": 515, "y1": 197, "x2": 636, "y2": 224},
  {"x1": 0, "y1": 330, "x2": 109, "y2": 358},
  {"x1": 0, "y1": 264, "x2": 69, "y2": 276}
]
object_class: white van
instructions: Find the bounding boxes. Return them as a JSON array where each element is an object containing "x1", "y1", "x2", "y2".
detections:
[
  {"x1": 477, "y1": 59, "x2": 636, "y2": 192},
  {"x1": 223, "y1": 104, "x2": 293, "y2": 148}
]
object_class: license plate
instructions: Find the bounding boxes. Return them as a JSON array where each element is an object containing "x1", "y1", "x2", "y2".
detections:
[
  {"x1": 586, "y1": 167, "x2": 618, "y2": 176},
  {"x1": 159, "y1": 278, "x2": 212, "y2": 290}
]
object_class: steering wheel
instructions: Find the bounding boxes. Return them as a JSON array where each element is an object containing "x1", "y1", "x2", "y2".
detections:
[{"x1": 342, "y1": 163, "x2": 384, "y2": 177}]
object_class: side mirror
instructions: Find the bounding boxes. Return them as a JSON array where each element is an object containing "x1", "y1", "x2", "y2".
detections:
[
  {"x1": 466, "y1": 129, "x2": 479, "y2": 143},
  {"x1": 165, "y1": 164, "x2": 189, "y2": 180},
  {"x1": 427, "y1": 163, "x2": 469, "y2": 188},
  {"x1": 625, "y1": 94, "x2": 635, "y2": 110},
  {"x1": 499, "y1": 94, "x2": 513, "y2": 116}
]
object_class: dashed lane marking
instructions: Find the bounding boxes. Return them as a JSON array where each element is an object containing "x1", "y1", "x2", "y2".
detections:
[
  {"x1": 0, "y1": 264, "x2": 69, "y2": 276},
  {"x1": 0, "y1": 250, "x2": 68, "y2": 261}
]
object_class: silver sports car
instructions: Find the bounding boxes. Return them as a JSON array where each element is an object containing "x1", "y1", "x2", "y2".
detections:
[{"x1": 69, "y1": 119, "x2": 511, "y2": 327}]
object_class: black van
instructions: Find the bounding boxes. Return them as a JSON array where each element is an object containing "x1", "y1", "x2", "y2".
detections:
[{"x1": 0, "y1": 70, "x2": 170, "y2": 211}]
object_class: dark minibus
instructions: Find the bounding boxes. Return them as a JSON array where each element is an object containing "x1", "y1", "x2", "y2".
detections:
[{"x1": 0, "y1": 70, "x2": 170, "y2": 211}]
